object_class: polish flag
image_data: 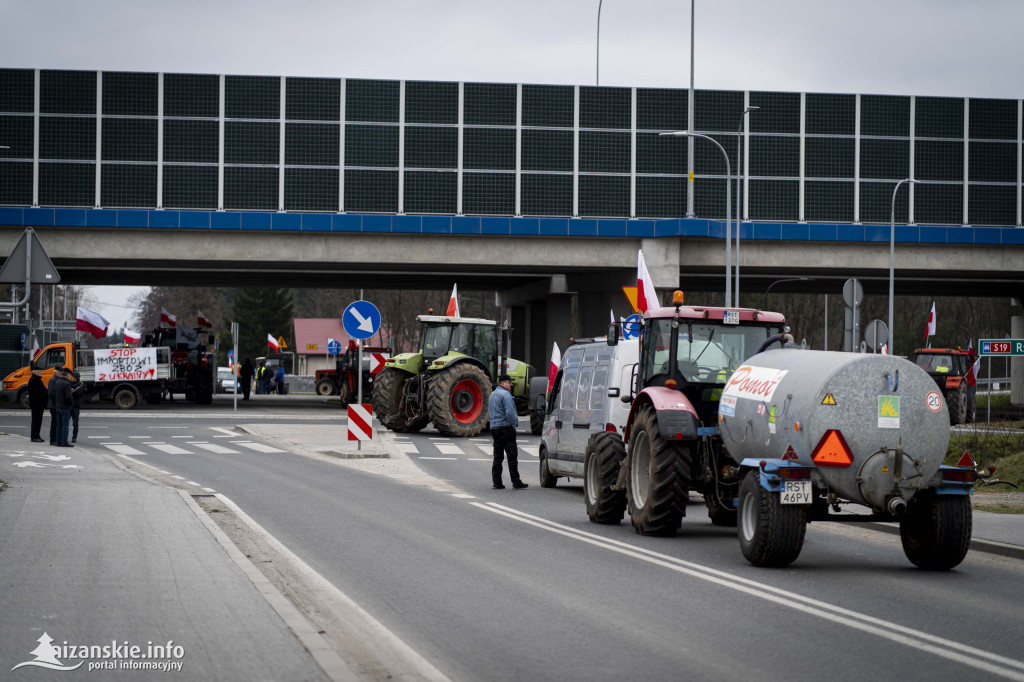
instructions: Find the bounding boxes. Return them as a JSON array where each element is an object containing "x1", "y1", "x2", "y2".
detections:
[
  {"x1": 161, "y1": 307, "x2": 177, "y2": 328},
  {"x1": 637, "y1": 250, "x2": 660, "y2": 314},
  {"x1": 76, "y1": 307, "x2": 110, "y2": 340},
  {"x1": 881, "y1": 344, "x2": 889, "y2": 355},
  {"x1": 921, "y1": 302, "x2": 936, "y2": 339},
  {"x1": 547, "y1": 342, "x2": 561, "y2": 394},
  {"x1": 268, "y1": 333, "x2": 279, "y2": 352},
  {"x1": 124, "y1": 328, "x2": 141, "y2": 344},
  {"x1": 197, "y1": 309, "x2": 212, "y2": 329},
  {"x1": 446, "y1": 284, "x2": 460, "y2": 317},
  {"x1": 967, "y1": 340, "x2": 981, "y2": 383}
]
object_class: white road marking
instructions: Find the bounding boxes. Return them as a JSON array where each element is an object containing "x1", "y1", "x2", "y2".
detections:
[
  {"x1": 186, "y1": 481, "x2": 201, "y2": 487},
  {"x1": 202, "y1": 487, "x2": 216, "y2": 493},
  {"x1": 451, "y1": 493, "x2": 476, "y2": 499},
  {"x1": 172, "y1": 435, "x2": 193, "y2": 439},
  {"x1": 519, "y1": 445, "x2": 539, "y2": 457},
  {"x1": 171, "y1": 475, "x2": 185, "y2": 480},
  {"x1": 419, "y1": 457, "x2": 457, "y2": 460},
  {"x1": 435, "y1": 443, "x2": 465, "y2": 456},
  {"x1": 209, "y1": 427, "x2": 238, "y2": 436},
  {"x1": 395, "y1": 443, "x2": 419, "y2": 454},
  {"x1": 129, "y1": 436, "x2": 149, "y2": 439},
  {"x1": 468, "y1": 458, "x2": 491, "y2": 462},
  {"x1": 474, "y1": 502, "x2": 1024, "y2": 682},
  {"x1": 188, "y1": 442, "x2": 240, "y2": 454},
  {"x1": 102, "y1": 443, "x2": 146, "y2": 455},
  {"x1": 230, "y1": 441, "x2": 285, "y2": 453},
  {"x1": 144, "y1": 442, "x2": 194, "y2": 455}
]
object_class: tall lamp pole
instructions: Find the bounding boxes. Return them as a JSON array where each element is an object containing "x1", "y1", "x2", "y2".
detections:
[
  {"x1": 734, "y1": 106, "x2": 758, "y2": 307},
  {"x1": 765, "y1": 277, "x2": 812, "y2": 310},
  {"x1": 888, "y1": 178, "x2": 916, "y2": 355},
  {"x1": 686, "y1": 0, "x2": 695, "y2": 218},
  {"x1": 596, "y1": 0, "x2": 603, "y2": 85},
  {"x1": 662, "y1": 131, "x2": 731, "y2": 305}
]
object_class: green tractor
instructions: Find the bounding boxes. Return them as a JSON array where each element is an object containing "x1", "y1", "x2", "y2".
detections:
[{"x1": 372, "y1": 315, "x2": 547, "y2": 437}]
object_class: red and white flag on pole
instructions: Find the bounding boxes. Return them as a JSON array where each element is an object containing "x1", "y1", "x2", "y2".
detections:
[
  {"x1": 124, "y1": 328, "x2": 141, "y2": 344},
  {"x1": 446, "y1": 284, "x2": 460, "y2": 317},
  {"x1": 967, "y1": 340, "x2": 981, "y2": 382},
  {"x1": 637, "y1": 250, "x2": 660, "y2": 314},
  {"x1": 881, "y1": 344, "x2": 889, "y2": 355},
  {"x1": 197, "y1": 310, "x2": 212, "y2": 329},
  {"x1": 267, "y1": 333, "x2": 279, "y2": 353},
  {"x1": 161, "y1": 307, "x2": 177, "y2": 328},
  {"x1": 76, "y1": 307, "x2": 110, "y2": 340},
  {"x1": 547, "y1": 342, "x2": 561, "y2": 394},
  {"x1": 921, "y1": 302, "x2": 936, "y2": 339}
]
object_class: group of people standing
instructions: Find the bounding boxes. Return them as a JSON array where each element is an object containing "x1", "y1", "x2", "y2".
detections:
[
  {"x1": 27, "y1": 365, "x2": 83, "y2": 446},
  {"x1": 236, "y1": 359, "x2": 286, "y2": 400}
]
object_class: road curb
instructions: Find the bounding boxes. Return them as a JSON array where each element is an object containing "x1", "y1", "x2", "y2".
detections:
[{"x1": 861, "y1": 522, "x2": 1024, "y2": 561}]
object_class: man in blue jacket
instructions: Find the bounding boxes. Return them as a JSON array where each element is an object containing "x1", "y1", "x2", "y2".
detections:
[{"x1": 488, "y1": 374, "x2": 528, "y2": 490}]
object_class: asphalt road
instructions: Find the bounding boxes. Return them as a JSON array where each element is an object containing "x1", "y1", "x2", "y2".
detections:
[{"x1": 2, "y1": 398, "x2": 1024, "y2": 681}]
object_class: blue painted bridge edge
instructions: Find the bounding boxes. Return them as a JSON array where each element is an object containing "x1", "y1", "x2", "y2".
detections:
[{"x1": 0, "y1": 207, "x2": 1021, "y2": 247}]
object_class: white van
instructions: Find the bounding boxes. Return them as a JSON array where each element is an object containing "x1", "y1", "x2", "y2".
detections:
[{"x1": 538, "y1": 336, "x2": 639, "y2": 487}]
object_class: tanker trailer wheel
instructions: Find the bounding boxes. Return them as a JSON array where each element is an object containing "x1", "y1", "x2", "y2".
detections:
[
  {"x1": 427, "y1": 364, "x2": 491, "y2": 437},
  {"x1": 626, "y1": 406, "x2": 690, "y2": 536},
  {"x1": 316, "y1": 378, "x2": 336, "y2": 397},
  {"x1": 372, "y1": 368, "x2": 418, "y2": 433},
  {"x1": 899, "y1": 492, "x2": 972, "y2": 570},
  {"x1": 947, "y1": 384, "x2": 967, "y2": 425},
  {"x1": 539, "y1": 446, "x2": 557, "y2": 488},
  {"x1": 738, "y1": 471, "x2": 807, "y2": 567},
  {"x1": 584, "y1": 432, "x2": 627, "y2": 524}
]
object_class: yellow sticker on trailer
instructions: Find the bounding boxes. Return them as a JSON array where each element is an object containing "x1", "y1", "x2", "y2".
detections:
[{"x1": 821, "y1": 393, "x2": 837, "y2": 406}]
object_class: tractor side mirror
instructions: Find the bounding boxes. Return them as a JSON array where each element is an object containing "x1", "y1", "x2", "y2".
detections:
[{"x1": 607, "y1": 323, "x2": 619, "y2": 346}]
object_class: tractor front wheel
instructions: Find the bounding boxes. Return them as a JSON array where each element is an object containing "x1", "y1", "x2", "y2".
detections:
[
  {"x1": 372, "y1": 368, "x2": 419, "y2": 432},
  {"x1": 427, "y1": 364, "x2": 491, "y2": 437}
]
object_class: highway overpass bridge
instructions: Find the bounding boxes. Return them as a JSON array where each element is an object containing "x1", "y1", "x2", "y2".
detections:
[{"x1": 2, "y1": 207, "x2": 1023, "y2": 370}]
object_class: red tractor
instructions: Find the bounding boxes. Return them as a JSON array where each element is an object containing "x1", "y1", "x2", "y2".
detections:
[
  {"x1": 911, "y1": 347, "x2": 974, "y2": 424},
  {"x1": 315, "y1": 341, "x2": 391, "y2": 404},
  {"x1": 584, "y1": 292, "x2": 791, "y2": 534}
]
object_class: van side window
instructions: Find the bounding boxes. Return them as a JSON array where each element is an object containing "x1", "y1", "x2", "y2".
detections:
[
  {"x1": 547, "y1": 370, "x2": 563, "y2": 412},
  {"x1": 560, "y1": 367, "x2": 579, "y2": 413}
]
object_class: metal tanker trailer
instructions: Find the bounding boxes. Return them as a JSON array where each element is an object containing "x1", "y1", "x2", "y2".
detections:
[{"x1": 719, "y1": 348, "x2": 976, "y2": 569}]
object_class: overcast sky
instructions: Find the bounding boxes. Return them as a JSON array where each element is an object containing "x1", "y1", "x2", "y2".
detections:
[{"x1": 6, "y1": 0, "x2": 1023, "y2": 329}]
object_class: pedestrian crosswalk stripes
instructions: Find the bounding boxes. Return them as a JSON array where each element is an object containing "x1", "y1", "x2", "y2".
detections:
[
  {"x1": 144, "y1": 442, "x2": 193, "y2": 455},
  {"x1": 97, "y1": 439, "x2": 286, "y2": 456}
]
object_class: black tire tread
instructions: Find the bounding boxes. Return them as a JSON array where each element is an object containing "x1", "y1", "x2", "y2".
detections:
[
  {"x1": 626, "y1": 406, "x2": 691, "y2": 536},
  {"x1": 899, "y1": 493, "x2": 972, "y2": 570},
  {"x1": 539, "y1": 447, "x2": 557, "y2": 488},
  {"x1": 372, "y1": 367, "x2": 415, "y2": 432},
  {"x1": 427, "y1": 364, "x2": 491, "y2": 437},
  {"x1": 947, "y1": 384, "x2": 966, "y2": 425},
  {"x1": 738, "y1": 471, "x2": 806, "y2": 567},
  {"x1": 585, "y1": 432, "x2": 627, "y2": 523}
]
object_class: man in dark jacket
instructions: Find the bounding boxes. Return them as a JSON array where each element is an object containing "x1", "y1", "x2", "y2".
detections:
[
  {"x1": 240, "y1": 359, "x2": 254, "y2": 400},
  {"x1": 69, "y1": 370, "x2": 85, "y2": 443},
  {"x1": 27, "y1": 365, "x2": 48, "y2": 442},
  {"x1": 47, "y1": 366, "x2": 66, "y2": 445},
  {"x1": 54, "y1": 369, "x2": 75, "y2": 447}
]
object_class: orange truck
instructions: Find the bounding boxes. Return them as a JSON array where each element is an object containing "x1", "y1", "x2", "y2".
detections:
[{"x1": 1, "y1": 338, "x2": 213, "y2": 409}]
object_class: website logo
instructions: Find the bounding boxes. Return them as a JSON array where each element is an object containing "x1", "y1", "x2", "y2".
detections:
[{"x1": 11, "y1": 633, "x2": 83, "y2": 672}]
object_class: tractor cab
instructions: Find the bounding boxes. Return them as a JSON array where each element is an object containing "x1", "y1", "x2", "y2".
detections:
[
  {"x1": 630, "y1": 300, "x2": 788, "y2": 425},
  {"x1": 417, "y1": 315, "x2": 498, "y2": 375}
]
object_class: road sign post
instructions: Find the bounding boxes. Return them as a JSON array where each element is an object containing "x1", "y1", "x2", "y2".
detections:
[{"x1": 344, "y1": 295, "x2": 381, "y2": 450}]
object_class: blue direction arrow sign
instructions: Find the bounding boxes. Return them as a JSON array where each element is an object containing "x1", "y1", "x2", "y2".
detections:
[
  {"x1": 622, "y1": 314, "x2": 641, "y2": 340},
  {"x1": 343, "y1": 300, "x2": 381, "y2": 340}
]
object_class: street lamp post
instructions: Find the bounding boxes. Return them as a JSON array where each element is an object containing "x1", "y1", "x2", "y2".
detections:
[
  {"x1": 888, "y1": 178, "x2": 916, "y2": 355},
  {"x1": 764, "y1": 277, "x2": 811, "y2": 310},
  {"x1": 662, "y1": 130, "x2": 731, "y2": 306},
  {"x1": 735, "y1": 106, "x2": 758, "y2": 307},
  {"x1": 596, "y1": 0, "x2": 603, "y2": 85}
]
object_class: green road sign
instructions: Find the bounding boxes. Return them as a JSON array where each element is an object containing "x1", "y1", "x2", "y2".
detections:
[{"x1": 979, "y1": 339, "x2": 1024, "y2": 356}]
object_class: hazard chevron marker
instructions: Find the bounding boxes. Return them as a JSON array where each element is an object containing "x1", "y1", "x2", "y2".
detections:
[
  {"x1": 369, "y1": 352, "x2": 387, "y2": 374},
  {"x1": 348, "y1": 404, "x2": 373, "y2": 441}
]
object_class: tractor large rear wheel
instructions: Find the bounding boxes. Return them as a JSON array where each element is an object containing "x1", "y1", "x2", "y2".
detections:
[
  {"x1": 626, "y1": 406, "x2": 691, "y2": 536},
  {"x1": 427, "y1": 364, "x2": 491, "y2": 437},
  {"x1": 316, "y1": 378, "x2": 336, "y2": 397},
  {"x1": 372, "y1": 368, "x2": 419, "y2": 433},
  {"x1": 947, "y1": 383, "x2": 967, "y2": 425}
]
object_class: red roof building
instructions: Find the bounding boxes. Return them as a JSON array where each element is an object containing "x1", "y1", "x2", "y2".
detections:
[{"x1": 292, "y1": 318, "x2": 390, "y2": 375}]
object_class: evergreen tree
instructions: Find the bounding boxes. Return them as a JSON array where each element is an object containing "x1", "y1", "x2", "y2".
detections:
[{"x1": 231, "y1": 288, "x2": 295, "y2": 363}]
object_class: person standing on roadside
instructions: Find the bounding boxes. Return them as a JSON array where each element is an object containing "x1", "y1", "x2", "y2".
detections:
[
  {"x1": 53, "y1": 368, "x2": 74, "y2": 447},
  {"x1": 47, "y1": 366, "x2": 66, "y2": 445},
  {"x1": 240, "y1": 359, "x2": 254, "y2": 400},
  {"x1": 28, "y1": 364, "x2": 48, "y2": 443},
  {"x1": 488, "y1": 374, "x2": 528, "y2": 490},
  {"x1": 69, "y1": 370, "x2": 85, "y2": 443},
  {"x1": 274, "y1": 364, "x2": 285, "y2": 394}
]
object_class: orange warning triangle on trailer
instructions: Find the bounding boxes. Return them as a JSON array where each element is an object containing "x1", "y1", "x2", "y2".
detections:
[
  {"x1": 957, "y1": 451, "x2": 976, "y2": 467},
  {"x1": 812, "y1": 429, "x2": 853, "y2": 467}
]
